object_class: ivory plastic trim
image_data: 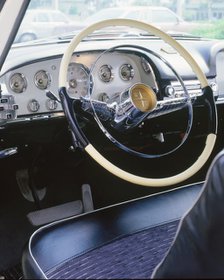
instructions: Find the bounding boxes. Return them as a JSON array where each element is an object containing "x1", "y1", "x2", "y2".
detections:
[
  {"x1": 85, "y1": 134, "x2": 216, "y2": 187},
  {"x1": 60, "y1": 18, "x2": 214, "y2": 187}
]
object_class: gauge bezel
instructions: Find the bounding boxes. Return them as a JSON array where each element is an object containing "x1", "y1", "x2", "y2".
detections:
[
  {"x1": 67, "y1": 62, "x2": 89, "y2": 97},
  {"x1": 98, "y1": 64, "x2": 114, "y2": 83},
  {"x1": 46, "y1": 99, "x2": 58, "y2": 111},
  {"x1": 119, "y1": 63, "x2": 134, "y2": 81},
  {"x1": 9, "y1": 73, "x2": 27, "y2": 93},
  {"x1": 27, "y1": 99, "x2": 40, "y2": 113},
  {"x1": 34, "y1": 70, "x2": 51, "y2": 90},
  {"x1": 141, "y1": 57, "x2": 152, "y2": 74},
  {"x1": 98, "y1": 92, "x2": 110, "y2": 102}
]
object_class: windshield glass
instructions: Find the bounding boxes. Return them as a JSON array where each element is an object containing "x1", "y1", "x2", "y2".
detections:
[{"x1": 14, "y1": 0, "x2": 224, "y2": 44}]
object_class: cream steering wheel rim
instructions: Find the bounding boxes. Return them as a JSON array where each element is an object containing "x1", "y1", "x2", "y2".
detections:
[{"x1": 59, "y1": 19, "x2": 217, "y2": 187}]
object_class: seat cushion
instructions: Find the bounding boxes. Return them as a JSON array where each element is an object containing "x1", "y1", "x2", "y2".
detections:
[
  {"x1": 45, "y1": 220, "x2": 179, "y2": 279},
  {"x1": 22, "y1": 182, "x2": 203, "y2": 279}
]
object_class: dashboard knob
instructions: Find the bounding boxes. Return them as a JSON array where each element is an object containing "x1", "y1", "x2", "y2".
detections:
[{"x1": 165, "y1": 85, "x2": 175, "y2": 97}]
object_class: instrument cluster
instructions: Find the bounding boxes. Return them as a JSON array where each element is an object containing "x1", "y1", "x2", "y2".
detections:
[{"x1": 0, "y1": 50, "x2": 157, "y2": 121}]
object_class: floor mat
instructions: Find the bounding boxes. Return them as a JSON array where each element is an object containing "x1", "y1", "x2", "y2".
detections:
[
  {"x1": 0, "y1": 264, "x2": 23, "y2": 280},
  {"x1": 0, "y1": 202, "x2": 34, "y2": 271}
]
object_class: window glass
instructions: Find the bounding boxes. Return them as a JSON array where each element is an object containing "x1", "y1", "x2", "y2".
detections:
[
  {"x1": 13, "y1": 0, "x2": 224, "y2": 42},
  {"x1": 86, "y1": 8, "x2": 124, "y2": 23},
  {"x1": 51, "y1": 12, "x2": 68, "y2": 22},
  {"x1": 125, "y1": 10, "x2": 142, "y2": 20},
  {"x1": 36, "y1": 13, "x2": 49, "y2": 22},
  {"x1": 151, "y1": 10, "x2": 178, "y2": 23},
  {"x1": 140, "y1": 10, "x2": 152, "y2": 22}
]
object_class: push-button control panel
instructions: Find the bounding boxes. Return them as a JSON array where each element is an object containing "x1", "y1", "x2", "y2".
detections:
[{"x1": 0, "y1": 94, "x2": 18, "y2": 124}]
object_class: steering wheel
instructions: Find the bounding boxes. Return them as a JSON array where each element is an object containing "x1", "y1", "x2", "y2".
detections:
[{"x1": 59, "y1": 19, "x2": 217, "y2": 187}]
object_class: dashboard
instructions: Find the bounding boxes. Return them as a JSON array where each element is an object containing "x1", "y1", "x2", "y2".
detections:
[
  {"x1": 0, "y1": 50, "x2": 158, "y2": 119},
  {"x1": 0, "y1": 37, "x2": 224, "y2": 125}
]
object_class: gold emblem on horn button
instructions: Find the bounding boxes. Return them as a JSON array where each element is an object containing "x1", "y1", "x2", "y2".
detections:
[{"x1": 130, "y1": 84, "x2": 157, "y2": 112}]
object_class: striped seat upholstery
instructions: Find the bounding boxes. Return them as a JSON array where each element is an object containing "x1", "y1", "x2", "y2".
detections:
[{"x1": 22, "y1": 183, "x2": 202, "y2": 279}]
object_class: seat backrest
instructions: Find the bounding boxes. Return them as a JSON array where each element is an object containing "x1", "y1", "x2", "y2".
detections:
[{"x1": 152, "y1": 149, "x2": 224, "y2": 278}]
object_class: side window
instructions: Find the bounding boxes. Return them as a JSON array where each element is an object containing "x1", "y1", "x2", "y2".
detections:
[
  {"x1": 151, "y1": 10, "x2": 178, "y2": 23},
  {"x1": 36, "y1": 13, "x2": 49, "y2": 22}
]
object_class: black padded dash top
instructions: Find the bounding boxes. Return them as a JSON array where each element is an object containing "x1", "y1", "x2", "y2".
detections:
[{"x1": 22, "y1": 182, "x2": 202, "y2": 279}]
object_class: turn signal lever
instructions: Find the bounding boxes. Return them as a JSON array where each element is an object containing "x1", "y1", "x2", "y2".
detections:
[{"x1": 46, "y1": 90, "x2": 61, "y2": 103}]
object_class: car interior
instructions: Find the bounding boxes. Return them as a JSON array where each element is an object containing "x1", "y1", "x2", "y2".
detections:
[{"x1": 1, "y1": 0, "x2": 224, "y2": 279}]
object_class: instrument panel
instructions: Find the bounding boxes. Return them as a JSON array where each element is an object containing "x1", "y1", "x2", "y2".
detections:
[
  {"x1": 0, "y1": 50, "x2": 157, "y2": 120},
  {"x1": 67, "y1": 63, "x2": 89, "y2": 97}
]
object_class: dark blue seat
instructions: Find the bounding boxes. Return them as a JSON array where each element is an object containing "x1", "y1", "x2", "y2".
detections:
[{"x1": 22, "y1": 148, "x2": 224, "y2": 279}]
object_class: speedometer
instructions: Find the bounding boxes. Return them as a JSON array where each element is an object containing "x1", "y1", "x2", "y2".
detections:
[{"x1": 67, "y1": 63, "x2": 89, "y2": 97}]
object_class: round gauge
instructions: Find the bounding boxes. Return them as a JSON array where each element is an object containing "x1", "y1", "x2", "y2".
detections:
[
  {"x1": 46, "y1": 99, "x2": 58, "y2": 111},
  {"x1": 141, "y1": 57, "x2": 152, "y2": 73},
  {"x1": 98, "y1": 92, "x2": 109, "y2": 102},
  {"x1": 34, "y1": 70, "x2": 51, "y2": 90},
  {"x1": 67, "y1": 63, "x2": 89, "y2": 97},
  {"x1": 9, "y1": 73, "x2": 27, "y2": 93},
  {"x1": 99, "y1": 64, "x2": 113, "y2": 83},
  {"x1": 27, "y1": 99, "x2": 40, "y2": 112},
  {"x1": 120, "y1": 64, "x2": 134, "y2": 81}
]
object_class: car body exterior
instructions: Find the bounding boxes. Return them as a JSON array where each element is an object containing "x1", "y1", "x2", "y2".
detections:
[{"x1": 14, "y1": 9, "x2": 83, "y2": 43}]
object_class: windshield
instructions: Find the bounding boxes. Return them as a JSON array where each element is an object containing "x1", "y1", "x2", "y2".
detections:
[{"x1": 13, "y1": 0, "x2": 224, "y2": 44}]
